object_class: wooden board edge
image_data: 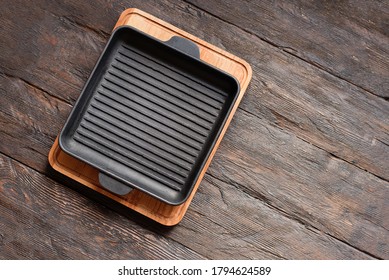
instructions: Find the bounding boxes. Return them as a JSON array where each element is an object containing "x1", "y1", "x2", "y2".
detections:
[{"x1": 47, "y1": 8, "x2": 253, "y2": 226}]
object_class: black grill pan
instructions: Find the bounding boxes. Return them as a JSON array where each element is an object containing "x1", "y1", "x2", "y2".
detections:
[{"x1": 59, "y1": 26, "x2": 239, "y2": 205}]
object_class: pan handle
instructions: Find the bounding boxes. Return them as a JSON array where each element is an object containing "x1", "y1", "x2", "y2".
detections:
[
  {"x1": 164, "y1": 36, "x2": 200, "y2": 59},
  {"x1": 98, "y1": 172, "x2": 133, "y2": 196}
]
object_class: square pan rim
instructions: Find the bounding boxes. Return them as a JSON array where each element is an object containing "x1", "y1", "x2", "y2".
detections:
[{"x1": 59, "y1": 25, "x2": 240, "y2": 205}]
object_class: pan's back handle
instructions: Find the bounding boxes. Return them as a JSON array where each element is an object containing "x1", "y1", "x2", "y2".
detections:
[
  {"x1": 98, "y1": 172, "x2": 133, "y2": 196},
  {"x1": 164, "y1": 36, "x2": 200, "y2": 59}
]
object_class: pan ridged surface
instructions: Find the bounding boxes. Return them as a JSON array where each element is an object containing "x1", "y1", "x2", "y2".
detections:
[{"x1": 73, "y1": 44, "x2": 227, "y2": 193}]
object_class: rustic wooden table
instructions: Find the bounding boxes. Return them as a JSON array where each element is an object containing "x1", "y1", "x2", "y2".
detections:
[{"x1": 0, "y1": 0, "x2": 388, "y2": 259}]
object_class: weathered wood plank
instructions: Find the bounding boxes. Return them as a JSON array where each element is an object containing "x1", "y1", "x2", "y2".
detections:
[
  {"x1": 0, "y1": 74, "x2": 71, "y2": 171},
  {"x1": 208, "y1": 110, "x2": 389, "y2": 259},
  {"x1": 169, "y1": 174, "x2": 373, "y2": 259},
  {"x1": 0, "y1": 0, "x2": 111, "y2": 103},
  {"x1": 0, "y1": 152, "x2": 373, "y2": 259},
  {"x1": 184, "y1": 0, "x2": 389, "y2": 99},
  {"x1": 0, "y1": 0, "x2": 176, "y2": 103},
  {"x1": 0, "y1": 154, "x2": 204, "y2": 259}
]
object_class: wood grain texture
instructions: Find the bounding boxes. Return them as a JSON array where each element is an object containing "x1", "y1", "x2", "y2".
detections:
[
  {"x1": 0, "y1": 73, "x2": 71, "y2": 170},
  {"x1": 0, "y1": 155, "x2": 204, "y2": 259},
  {"x1": 0, "y1": 0, "x2": 388, "y2": 259},
  {"x1": 186, "y1": 174, "x2": 372, "y2": 259},
  {"x1": 0, "y1": 150, "x2": 372, "y2": 259},
  {"x1": 185, "y1": 0, "x2": 389, "y2": 99},
  {"x1": 208, "y1": 110, "x2": 389, "y2": 259}
]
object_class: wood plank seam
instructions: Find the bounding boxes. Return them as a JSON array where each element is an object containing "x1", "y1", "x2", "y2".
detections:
[
  {"x1": 182, "y1": 0, "x2": 389, "y2": 101},
  {"x1": 237, "y1": 106, "x2": 389, "y2": 184},
  {"x1": 278, "y1": 49, "x2": 388, "y2": 102},
  {"x1": 0, "y1": 72, "x2": 71, "y2": 106},
  {"x1": 241, "y1": 70, "x2": 388, "y2": 180},
  {"x1": 184, "y1": 0, "x2": 388, "y2": 101},
  {"x1": 324, "y1": 232, "x2": 382, "y2": 260},
  {"x1": 294, "y1": 134, "x2": 389, "y2": 183},
  {"x1": 205, "y1": 172, "x2": 379, "y2": 259},
  {"x1": 48, "y1": 12, "x2": 111, "y2": 39},
  {"x1": 0, "y1": 153, "x2": 207, "y2": 259},
  {"x1": 198, "y1": 173, "x2": 376, "y2": 259}
]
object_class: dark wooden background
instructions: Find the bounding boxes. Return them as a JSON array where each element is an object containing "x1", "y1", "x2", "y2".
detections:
[{"x1": 0, "y1": 0, "x2": 388, "y2": 259}]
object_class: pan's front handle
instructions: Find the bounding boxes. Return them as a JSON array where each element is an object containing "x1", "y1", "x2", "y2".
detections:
[
  {"x1": 164, "y1": 36, "x2": 200, "y2": 59},
  {"x1": 98, "y1": 172, "x2": 133, "y2": 196}
]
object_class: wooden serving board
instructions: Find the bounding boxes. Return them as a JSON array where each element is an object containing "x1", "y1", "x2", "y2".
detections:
[{"x1": 48, "y1": 8, "x2": 252, "y2": 226}]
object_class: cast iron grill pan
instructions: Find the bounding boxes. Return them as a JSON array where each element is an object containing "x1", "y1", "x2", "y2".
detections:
[{"x1": 59, "y1": 26, "x2": 239, "y2": 205}]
